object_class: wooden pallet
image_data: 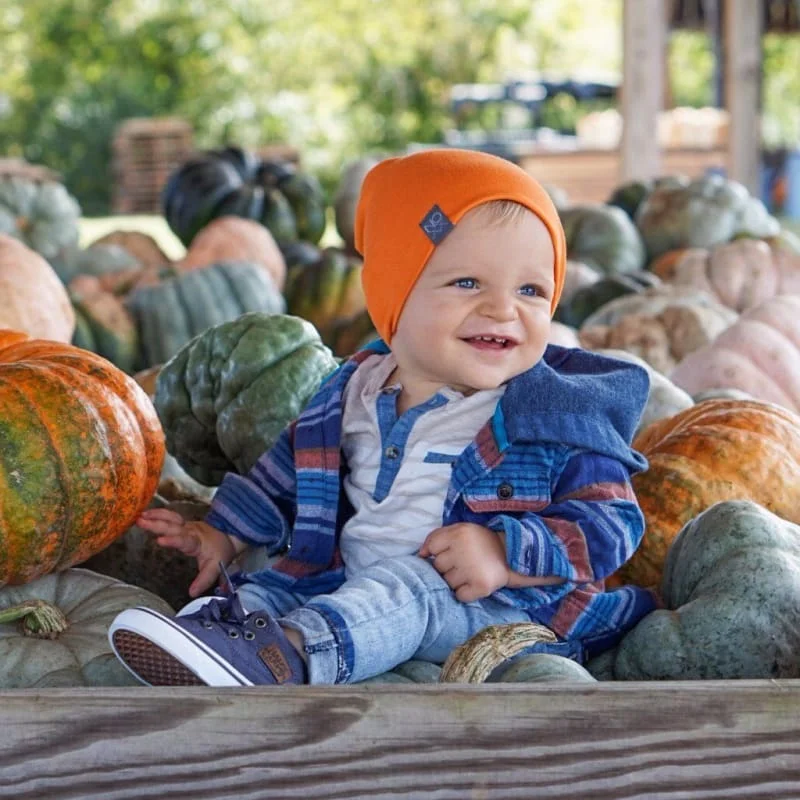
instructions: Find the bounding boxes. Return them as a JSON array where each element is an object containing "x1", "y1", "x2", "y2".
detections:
[{"x1": 112, "y1": 118, "x2": 194, "y2": 214}]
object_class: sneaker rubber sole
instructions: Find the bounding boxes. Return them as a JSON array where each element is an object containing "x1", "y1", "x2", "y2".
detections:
[{"x1": 109, "y1": 607, "x2": 254, "y2": 687}]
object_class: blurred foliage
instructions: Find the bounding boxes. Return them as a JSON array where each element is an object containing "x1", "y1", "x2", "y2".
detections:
[
  {"x1": 762, "y1": 33, "x2": 800, "y2": 149},
  {"x1": 668, "y1": 29, "x2": 800, "y2": 149},
  {"x1": 1, "y1": 0, "x2": 798, "y2": 215}
]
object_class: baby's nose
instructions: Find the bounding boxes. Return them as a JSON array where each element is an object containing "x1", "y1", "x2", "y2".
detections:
[{"x1": 478, "y1": 291, "x2": 517, "y2": 320}]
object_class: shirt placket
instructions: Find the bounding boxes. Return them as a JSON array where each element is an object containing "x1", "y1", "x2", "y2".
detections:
[{"x1": 372, "y1": 388, "x2": 449, "y2": 502}]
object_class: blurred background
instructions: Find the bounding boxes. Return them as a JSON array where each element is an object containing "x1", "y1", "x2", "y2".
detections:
[{"x1": 2, "y1": 0, "x2": 798, "y2": 218}]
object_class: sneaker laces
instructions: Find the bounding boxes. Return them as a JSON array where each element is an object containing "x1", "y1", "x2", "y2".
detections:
[
  {"x1": 194, "y1": 594, "x2": 248, "y2": 627},
  {"x1": 192, "y1": 562, "x2": 248, "y2": 628}
]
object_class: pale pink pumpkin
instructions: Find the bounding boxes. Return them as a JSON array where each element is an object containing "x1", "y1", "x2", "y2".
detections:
[
  {"x1": 670, "y1": 295, "x2": 800, "y2": 412},
  {"x1": 650, "y1": 238, "x2": 800, "y2": 313}
]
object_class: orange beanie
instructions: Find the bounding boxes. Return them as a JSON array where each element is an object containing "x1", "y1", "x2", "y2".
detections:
[{"x1": 354, "y1": 148, "x2": 567, "y2": 344}]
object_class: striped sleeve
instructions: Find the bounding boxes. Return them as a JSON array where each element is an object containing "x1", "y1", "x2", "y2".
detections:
[
  {"x1": 490, "y1": 451, "x2": 645, "y2": 583},
  {"x1": 204, "y1": 423, "x2": 298, "y2": 552}
]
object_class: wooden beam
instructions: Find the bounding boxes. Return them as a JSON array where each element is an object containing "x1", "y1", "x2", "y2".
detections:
[
  {"x1": 620, "y1": 0, "x2": 667, "y2": 182},
  {"x1": 0, "y1": 681, "x2": 798, "y2": 797},
  {"x1": 724, "y1": 0, "x2": 763, "y2": 193}
]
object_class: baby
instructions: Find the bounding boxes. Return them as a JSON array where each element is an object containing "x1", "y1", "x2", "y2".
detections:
[{"x1": 109, "y1": 148, "x2": 657, "y2": 685}]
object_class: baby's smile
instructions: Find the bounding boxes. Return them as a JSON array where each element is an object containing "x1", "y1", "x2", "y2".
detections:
[{"x1": 462, "y1": 335, "x2": 518, "y2": 350}]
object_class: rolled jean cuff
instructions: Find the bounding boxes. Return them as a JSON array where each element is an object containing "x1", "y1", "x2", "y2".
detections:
[{"x1": 279, "y1": 606, "x2": 343, "y2": 684}]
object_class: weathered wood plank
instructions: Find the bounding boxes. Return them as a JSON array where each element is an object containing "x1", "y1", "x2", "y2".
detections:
[
  {"x1": 0, "y1": 682, "x2": 798, "y2": 798},
  {"x1": 620, "y1": 0, "x2": 667, "y2": 182},
  {"x1": 724, "y1": 0, "x2": 763, "y2": 193}
]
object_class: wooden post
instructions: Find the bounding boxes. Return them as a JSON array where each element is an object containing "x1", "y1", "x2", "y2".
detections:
[
  {"x1": 724, "y1": 0, "x2": 763, "y2": 193},
  {"x1": 620, "y1": 0, "x2": 667, "y2": 182}
]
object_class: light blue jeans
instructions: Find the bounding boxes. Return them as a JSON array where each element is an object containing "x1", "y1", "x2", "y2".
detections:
[{"x1": 234, "y1": 555, "x2": 532, "y2": 684}]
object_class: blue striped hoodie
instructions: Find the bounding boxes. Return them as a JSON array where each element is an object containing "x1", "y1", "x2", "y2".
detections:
[{"x1": 206, "y1": 341, "x2": 659, "y2": 655}]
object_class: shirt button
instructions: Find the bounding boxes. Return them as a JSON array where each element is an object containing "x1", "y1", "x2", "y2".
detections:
[
  {"x1": 384, "y1": 445, "x2": 400, "y2": 459},
  {"x1": 497, "y1": 482, "x2": 514, "y2": 499}
]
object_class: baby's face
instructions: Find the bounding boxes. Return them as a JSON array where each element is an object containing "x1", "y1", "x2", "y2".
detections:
[{"x1": 390, "y1": 205, "x2": 555, "y2": 398}]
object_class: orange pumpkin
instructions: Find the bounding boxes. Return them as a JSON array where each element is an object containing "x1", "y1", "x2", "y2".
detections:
[
  {"x1": 178, "y1": 216, "x2": 286, "y2": 290},
  {"x1": 611, "y1": 399, "x2": 800, "y2": 588},
  {"x1": 0, "y1": 234, "x2": 75, "y2": 342},
  {"x1": 0, "y1": 331, "x2": 165, "y2": 586}
]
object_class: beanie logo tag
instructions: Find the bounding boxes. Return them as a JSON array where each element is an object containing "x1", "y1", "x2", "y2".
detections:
[{"x1": 420, "y1": 204, "x2": 454, "y2": 244}]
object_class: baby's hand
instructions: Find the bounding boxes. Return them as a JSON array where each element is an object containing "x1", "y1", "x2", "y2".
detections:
[
  {"x1": 136, "y1": 508, "x2": 190, "y2": 548},
  {"x1": 136, "y1": 508, "x2": 237, "y2": 597},
  {"x1": 419, "y1": 522, "x2": 510, "y2": 603}
]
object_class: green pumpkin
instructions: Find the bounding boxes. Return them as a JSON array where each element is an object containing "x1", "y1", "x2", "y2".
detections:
[
  {"x1": 125, "y1": 260, "x2": 286, "y2": 369},
  {"x1": 162, "y1": 146, "x2": 327, "y2": 247},
  {"x1": 363, "y1": 653, "x2": 596, "y2": 684},
  {"x1": 284, "y1": 248, "x2": 366, "y2": 341},
  {"x1": 635, "y1": 174, "x2": 781, "y2": 261},
  {"x1": 361, "y1": 660, "x2": 443, "y2": 684},
  {"x1": 559, "y1": 204, "x2": 647, "y2": 276},
  {"x1": 58, "y1": 243, "x2": 141, "y2": 284},
  {"x1": 154, "y1": 312, "x2": 340, "y2": 486},
  {"x1": 0, "y1": 175, "x2": 81, "y2": 263},
  {"x1": 488, "y1": 653, "x2": 596, "y2": 683},
  {"x1": 555, "y1": 270, "x2": 662, "y2": 328},
  {"x1": 589, "y1": 500, "x2": 800, "y2": 680},
  {"x1": 607, "y1": 175, "x2": 689, "y2": 220},
  {"x1": 0, "y1": 568, "x2": 172, "y2": 688}
]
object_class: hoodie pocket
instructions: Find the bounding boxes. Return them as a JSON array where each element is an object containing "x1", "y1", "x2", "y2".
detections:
[{"x1": 462, "y1": 473, "x2": 551, "y2": 515}]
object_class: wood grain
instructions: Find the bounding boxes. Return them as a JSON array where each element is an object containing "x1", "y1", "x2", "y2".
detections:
[
  {"x1": 620, "y1": 0, "x2": 666, "y2": 182},
  {"x1": 0, "y1": 681, "x2": 798, "y2": 798},
  {"x1": 724, "y1": 0, "x2": 763, "y2": 194}
]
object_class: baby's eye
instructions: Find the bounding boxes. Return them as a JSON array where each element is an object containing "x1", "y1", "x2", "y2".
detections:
[
  {"x1": 518, "y1": 284, "x2": 541, "y2": 297},
  {"x1": 452, "y1": 277, "x2": 477, "y2": 289}
]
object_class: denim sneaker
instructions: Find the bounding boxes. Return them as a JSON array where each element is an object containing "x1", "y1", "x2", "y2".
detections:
[{"x1": 108, "y1": 591, "x2": 307, "y2": 687}]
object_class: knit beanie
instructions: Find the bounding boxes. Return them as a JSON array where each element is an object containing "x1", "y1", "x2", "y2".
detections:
[{"x1": 354, "y1": 148, "x2": 567, "y2": 344}]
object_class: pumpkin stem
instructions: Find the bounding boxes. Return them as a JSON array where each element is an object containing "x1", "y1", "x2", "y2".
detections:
[{"x1": 0, "y1": 599, "x2": 69, "y2": 639}]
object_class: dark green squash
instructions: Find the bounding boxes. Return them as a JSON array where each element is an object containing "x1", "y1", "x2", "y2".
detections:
[
  {"x1": 280, "y1": 240, "x2": 323, "y2": 271},
  {"x1": 555, "y1": 270, "x2": 662, "y2": 328},
  {"x1": 284, "y1": 248, "x2": 366, "y2": 341},
  {"x1": 162, "y1": 146, "x2": 327, "y2": 247},
  {"x1": 125, "y1": 260, "x2": 285, "y2": 369},
  {"x1": 154, "y1": 312, "x2": 340, "y2": 486}
]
